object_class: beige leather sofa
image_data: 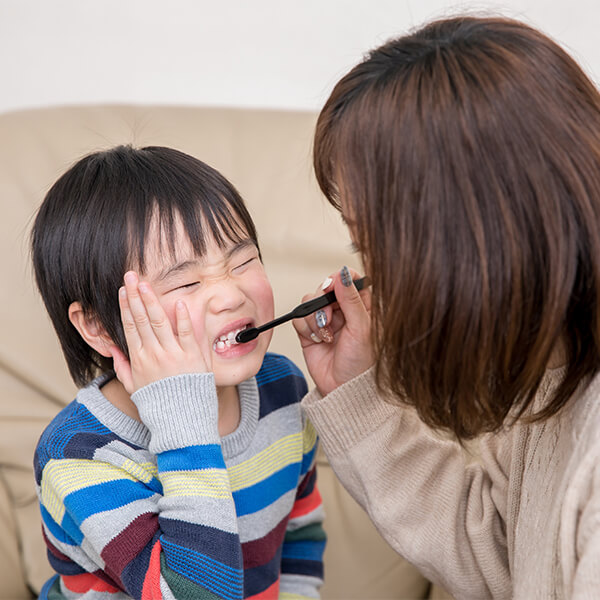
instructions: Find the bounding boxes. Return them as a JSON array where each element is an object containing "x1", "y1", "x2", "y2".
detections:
[{"x1": 0, "y1": 105, "x2": 451, "y2": 599}]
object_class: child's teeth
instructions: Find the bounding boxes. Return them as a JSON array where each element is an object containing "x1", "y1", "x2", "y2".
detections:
[{"x1": 214, "y1": 326, "x2": 248, "y2": 352}]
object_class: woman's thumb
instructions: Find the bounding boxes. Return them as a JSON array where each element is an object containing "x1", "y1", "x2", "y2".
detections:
[{"x1": 335, "y1": 266, "x2": 370, "y2": 323}]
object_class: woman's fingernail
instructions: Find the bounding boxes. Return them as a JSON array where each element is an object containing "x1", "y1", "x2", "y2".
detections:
[
  {"x1": 341, "y1": 266, "x2": 352, "y2": 287},
  {"x1": 310, "y1": 332, "x2": 323, "y2": 344},
  {"x1": 319, "y1": 327, "x2": 334, "y2": 343},
  {"x1": 316, "y1": 309, "x2": 327, "y2": 328},
  {"x1": 321, "y1": 276, "x2": 333, "y2": 290}
]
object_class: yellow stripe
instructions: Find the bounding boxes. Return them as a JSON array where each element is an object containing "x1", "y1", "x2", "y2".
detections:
[
  {"x1": 280, "y1": 593, "x2": 313, "y2": 600},
  {"x1": 121, "y1": 459, "x2": 157, "y2": 484},
  {"x1": 227, "y1": 432, "x2": 303, "y2": 491},
  {"x1": 303, "y1": 420, "x2": 318, "y2": 454},
  {"x1": 41, "y1": 459, "x2": 140, "y2": 524},
  {"x1": 161, "y1": 468, "x2": 231, "y2": 498}
]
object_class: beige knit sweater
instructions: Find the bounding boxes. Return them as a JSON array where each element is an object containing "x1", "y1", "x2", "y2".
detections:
[{"x1": 302, "y1": 367, "x2": 600, "y2": 599}]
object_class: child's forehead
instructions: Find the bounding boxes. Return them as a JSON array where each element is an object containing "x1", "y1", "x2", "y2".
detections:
[
  {"x1": 139, "y1": 230, "x2": 255, "y2": 280},
  {"x1": 128, "y1": 206, "x2": 255, "y2": 276}
]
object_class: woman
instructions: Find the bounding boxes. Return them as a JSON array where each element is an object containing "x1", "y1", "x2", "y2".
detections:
[{"x1": 294, "y1": 16, "x2": 600, "y2": 599}]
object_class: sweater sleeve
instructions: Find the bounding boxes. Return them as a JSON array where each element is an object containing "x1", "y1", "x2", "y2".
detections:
[
  {"x1": 301, "y1": 368, "x2": 512, "y2": 600},
  {"x1": 279, "y1": 419, "x2": 326, "y2": 599},
  {"x1": 38, "y1": 373, "x2": 244, "y2": 600}
]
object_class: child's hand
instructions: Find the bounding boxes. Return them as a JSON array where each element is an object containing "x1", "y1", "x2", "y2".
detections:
[
  {"x1": 110, "y1": 271, "x2": 212, "y2": 395},
  {"x1": 293, "y1": 266, "x2": 374, "y2": 396}
]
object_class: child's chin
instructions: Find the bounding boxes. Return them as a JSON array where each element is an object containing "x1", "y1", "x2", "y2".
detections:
[{"x1": 214, "y1": 349, "x2": 267, "y2": 387}]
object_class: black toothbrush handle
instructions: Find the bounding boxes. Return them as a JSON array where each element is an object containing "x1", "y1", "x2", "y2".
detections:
[{"x1": 236, "y1": 276, "x2": 370, "y2": 343}]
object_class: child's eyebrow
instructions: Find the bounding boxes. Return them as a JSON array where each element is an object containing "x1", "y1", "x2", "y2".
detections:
[{"x1": 155, "y1": 238, "x2": 257, "y2": 283}]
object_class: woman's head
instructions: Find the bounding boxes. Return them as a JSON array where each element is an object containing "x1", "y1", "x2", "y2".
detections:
[
  {"x1": 32, "y1": 145, "x2": 260, "y2": 386},
  {"x1": 314, "y1": 16, "x2": 600, "y2": 438}
]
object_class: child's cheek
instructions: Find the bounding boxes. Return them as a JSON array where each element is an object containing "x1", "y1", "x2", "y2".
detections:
[{"x1": 256, "y1": 276, "x2": 275, "y2": 321}]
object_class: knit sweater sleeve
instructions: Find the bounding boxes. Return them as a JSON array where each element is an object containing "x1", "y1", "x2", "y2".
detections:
[
  {"x1": 279, "y1": 418, "x2": 326, "y2": 599},
  {"x1": 38, "y1": 373, "x2": 244, "y2": 600},
  {"x1": 301, "y1": 367, "x2": 512, "y2": 600}
]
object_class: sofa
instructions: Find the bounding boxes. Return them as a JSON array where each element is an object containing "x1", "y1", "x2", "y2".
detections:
[{"x1": 0, "y1": 104, "x2": 452, "y2": 599}]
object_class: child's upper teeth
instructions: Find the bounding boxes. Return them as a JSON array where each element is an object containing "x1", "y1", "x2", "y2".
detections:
[{"x1": 217, "y1": 325, "x2": 246, "y2": 348}]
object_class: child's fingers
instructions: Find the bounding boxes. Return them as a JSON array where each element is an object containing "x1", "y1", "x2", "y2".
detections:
[
  {"x1": 175, "y1": 299, "x2": 195, "y2": 349},
  {"x1": 137, "y1": 280, "x2": 178, "y2": 350},
  {"x1": 175, "y1": 300, "x2": 210, "y2": 371},
  {"x1": 119, "y1": 285, "x2": 142, "y2": 351},
  {"x1": 123, "y1": 272, "x2": 163, "y2": 347}
]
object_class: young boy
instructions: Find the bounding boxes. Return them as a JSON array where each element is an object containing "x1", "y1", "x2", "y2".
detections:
[{"x1": 31, "y1": 145, "x2": 325, "y2": 599}]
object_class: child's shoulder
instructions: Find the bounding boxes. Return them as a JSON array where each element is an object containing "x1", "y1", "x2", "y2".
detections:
[
  {"x1": 34, "y1": 379, "x2": 127, "y2": 482},
  {"x1": 256, "y1": 352, "x2": 306, "y2": 385},
  {"x1": 254, "y1": 353, "x2": 308, "y2": 411}
]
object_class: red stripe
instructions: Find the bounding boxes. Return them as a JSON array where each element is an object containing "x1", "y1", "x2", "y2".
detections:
[
  {"x1": 62, "y1": 573, "x2": 120, "y2": 594},
  {"x1": 42, "y1": 527, "x2": 71, "y2": 562},
  {"x1": 101, "y1": 511, "x2": 158, "y2": 585},
  {"x1": 141, "y1": 540, "x2": 163, "y2": 599},
  {"x1": 246, "y1": 578, "x2": 279, "y2": 599},
  {"x1": 289, "y1": 486, "x2": 322, "y2": 519},
  {"x1": 242, "y1": 515, "x2": 288, "y2": 569}
]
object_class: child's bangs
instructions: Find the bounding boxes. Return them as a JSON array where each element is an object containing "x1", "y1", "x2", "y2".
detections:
[{"x1": 126, "y1": 191, "x2": 257, "y2": 274}]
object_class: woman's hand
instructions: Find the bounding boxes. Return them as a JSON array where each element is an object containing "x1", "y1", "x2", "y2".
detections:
[
  {"x1": 293, "y1": 266, "x2": 374, "y2": 396},
  {"x1": 110, "y1": 271, "x2": 212, "y2": 395}
]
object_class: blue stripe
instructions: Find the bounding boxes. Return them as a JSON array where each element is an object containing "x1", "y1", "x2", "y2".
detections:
[
  {"x1": 255, "y1": 353, "x2": 304, "y2": 385},
  {"x1": 39, "y1": 574, "x2": 59, "y2": 600},
  {"x1": 61, "y1": 507, "x2": 84, "y2": 545},
  {"x1": 233, "y1": 462, "x2": 300, "y2": 516},
  {"x1": 256, "y1": 367, "x2": 303, "y2": 386},
  {"x1": 300, "y1": 444, "x2": 317, "y2": 476},
  {"x1": 47, "y1": 551, "x2": 87, "y2": 576},
  {"x1": 281, "y1": 557, "x2": 324, "y2": 579},
  {"x1": 161, "y1": 538, "x2": 243, "y2": 600},
  {"x1": 158, "y1": 444, "x2": 225, "y2": 471},
  {"x1": 121, "y1": 534, "x2": 157, "y2": 599},
  {"x1": 243, "y1": 545, "x2": 282, "y2": 597},
  {"x1": 63, "y1": 479, "x2": 156, "y2": 523},
  {"x1": 40, "y1": 504, "x2": 77, "y2": 546},
  {"x1": 160, "y1": 517, "x2": 241, "y2": 568},
  {"x1": 281, "y1": 539, "x2": 327, "y2": 561}
]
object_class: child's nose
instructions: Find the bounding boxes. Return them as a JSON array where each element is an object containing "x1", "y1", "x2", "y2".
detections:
[{"x1": 206, "y1": 279, "x2": 246, "y2": 313}]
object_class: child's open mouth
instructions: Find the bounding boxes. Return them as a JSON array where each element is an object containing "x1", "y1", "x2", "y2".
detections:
[{"x1": 212, "y1": 323, "x2": 251, "y2": 353}]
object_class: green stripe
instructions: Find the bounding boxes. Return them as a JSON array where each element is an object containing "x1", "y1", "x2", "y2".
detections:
[
  {"x1": 161, "y1": 553, "x2": 222, "y2": 600},
  {"x1": 284, "y1": 522, "x2": 327, "y2": 542},
  {"x1": 47, "y1": 577, "x2": 65, "y2": 600}
]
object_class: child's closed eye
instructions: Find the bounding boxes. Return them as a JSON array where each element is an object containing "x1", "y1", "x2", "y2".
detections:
[
  {"x1": 173, "y1": 281, "x2": 201, "y2": 291},
  {"x1": 232, "y1": 257, "x2": 257, "y2": 273}
]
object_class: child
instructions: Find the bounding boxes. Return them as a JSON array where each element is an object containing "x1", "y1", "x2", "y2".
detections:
[{"x1": 31, "y1": 145, "x2": 325, "y2": 599}]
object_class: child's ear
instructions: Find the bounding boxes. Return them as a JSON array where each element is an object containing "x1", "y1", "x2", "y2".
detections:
[{"x1": 68, "y1": 302, "x2": 114, "y2": 358}]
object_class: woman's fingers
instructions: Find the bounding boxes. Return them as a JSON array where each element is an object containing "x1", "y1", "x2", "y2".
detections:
[{"x1": 333, "y1": 266, "x2": 370, "y2": 334}]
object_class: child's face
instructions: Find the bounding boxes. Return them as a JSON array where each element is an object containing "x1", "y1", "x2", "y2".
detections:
[{"x1": 137, "y1": 216, "x2": 274, "y2": 393}]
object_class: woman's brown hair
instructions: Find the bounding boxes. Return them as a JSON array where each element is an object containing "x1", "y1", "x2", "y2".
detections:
[{"x1": 314, "y1": 16, "x2": 600, "y2": 438}]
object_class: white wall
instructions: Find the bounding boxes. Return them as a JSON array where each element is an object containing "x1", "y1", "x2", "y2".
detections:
[{"x1": 1, "y1": 0, "x2": 599, "y2": 115}]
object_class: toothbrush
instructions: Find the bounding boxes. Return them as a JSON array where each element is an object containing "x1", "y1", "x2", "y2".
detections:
[{"x1": 236, "y1": 276, "x2": 370, "y2": 344}]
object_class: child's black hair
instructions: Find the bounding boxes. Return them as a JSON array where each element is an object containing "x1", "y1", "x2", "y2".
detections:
[{"x1": 31, "y1": 145, "x2": 259, "y2": 386}]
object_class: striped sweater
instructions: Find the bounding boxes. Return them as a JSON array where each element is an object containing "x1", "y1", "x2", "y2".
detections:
[{"x1": 35, "y1": 352, "x2": 325, "y2": 599}]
